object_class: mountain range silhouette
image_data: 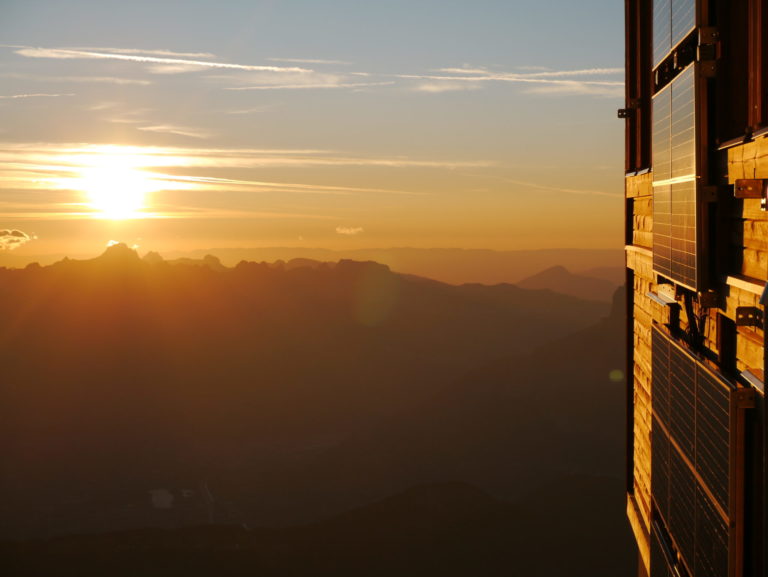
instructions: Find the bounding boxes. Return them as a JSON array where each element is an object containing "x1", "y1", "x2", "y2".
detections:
[{"x1": 0, "y1": 245, "x2": 633, "y2": 575}]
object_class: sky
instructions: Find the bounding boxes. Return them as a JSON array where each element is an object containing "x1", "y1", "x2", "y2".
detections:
[{"x1": 0, "y1": 0, "x2": 625, "y2": 258}]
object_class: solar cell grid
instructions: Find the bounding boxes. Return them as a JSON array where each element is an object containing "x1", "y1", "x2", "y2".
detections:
[
  {"x1": 671, "y1": 0, "x2": 696, "y2": 48},
  {"x1": 653, "y1": 0, "x2": 673, "y2": 67},
  {"x1": 669, "y1": 447, "x2": 697, "y2": 567},
  {"x1": 694, "y1": 486, "x2": 729, "y2": 577},
  {"x1": 696, "y1": 370, "x2": 731, "y2": 514},
  {"x1": 651, "y1": 328, "x2": 735, "y2": 576},
  {"x1": 652, "y1": 416, "x2": 672, "y2": 522},
  {"x1": 652, "y1": 65, "x2": 698, "y2": 289}
]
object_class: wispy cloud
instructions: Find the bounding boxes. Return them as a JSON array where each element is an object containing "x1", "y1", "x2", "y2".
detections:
[
  {"x1": 0, "y1": 72, "x2": 150, "y2": 85},
  {"x1": 224, "y1": 105, "x2": 275, "y2": 115},
  {"x1": 0, "y1": 229, "x2": 32, "y2": 250},
  {"x1": 434, "y1": 66, "x2": 622, "y2": 78},
  {"x1": 60, "y1": 75, "x2": 150, "y2": 85},
  {"x1": 137, "y1": 125, "x2": 211, "y2": 139},
  {"x1": 268, "y1": 57, "x2": 351, "y2": 65},
  {"x1": 0, "y1": 142, "x2": 492, "y2": 172},
  {"x1": 63, "y1": 47, "x2": 216, "y2": 59},
  {"x1": 0, "y1": 142, "x2": 488, "y2": 221},
  {"x1": 336, "y1": 226, "x2": 364, "y2": 235},
  {"x1": 522, "y1": 82, "x2": 624, "y2": 97},
  {"x1": 470, "y1": 174, "x2": 621, "y2": 198},
  {"x1": 0, "y1": 93, "x2": 75, "y2": 99},
  {"x1": 215, "y1": 68, "x2": 393, "y2": 91},
  {"x1": 401, "y1": 66, "x2": 623, "y2": 97},
  {"x1": 0, "y1": 205, "x2": 333, "y2": 221},
  {"x1": 4, "y1": 44, "x2": 620, "y2": 97},
  {"x1": 12, "y1": 46, "x2": 310, "y2": 74},
  {"x1": 413, "y1": 82, "x2": 481, "y2": 93},
  {"x1": 433, "y1": 66, "x2": 491, "y2": 75},
  {"x1": 153, "y1": 174, "x2": 420, "y2": 196},
  {"x1": 226, "y1": 80, "x2": 394, "y2": 91},
  {"x1": 87, "y1": 103, "x2": 154, "y2": 124}
]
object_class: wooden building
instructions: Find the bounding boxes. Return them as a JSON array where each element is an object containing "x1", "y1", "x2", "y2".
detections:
[{"x1": 624, "y1": 1, "x2": 768, "y2": 575}]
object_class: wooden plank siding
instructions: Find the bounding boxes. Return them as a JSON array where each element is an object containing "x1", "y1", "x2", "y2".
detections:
[
  {"x1": 627, "y1": 137, "x2": 767, "y2": 577},
  {"x1": 729, "y1": 136, "x2": 768, "y2": 281},
  {"x1": 626, "y1": 173, "x2": 653, "y2": 570},
  {"x1": 727, "y1": 137, "x2": 768, "y2": 375}
]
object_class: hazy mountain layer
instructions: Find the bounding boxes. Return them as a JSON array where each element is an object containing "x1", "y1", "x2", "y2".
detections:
[
  {"x1": 0, "y1": 245, "x2": 608, "y2": 539},
  {"x1": 517, "y1": 264, "x2": 618, "y2": 301}
]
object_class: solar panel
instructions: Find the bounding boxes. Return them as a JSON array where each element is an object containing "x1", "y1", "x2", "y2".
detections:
[
  {"x1": 650, "y1": 327, "x2": 740, "y2": 576},
  {"x1": 669, "y1": 446, "x2": 697, "y2": 567},
  {"x1": 653, "y1": 0, "x2": 696, "y2": 67},
  {"x1": 653, "y1": 64, "x2": 698, "y2": 289},
  {"x1": 696, "y1": 369, "x2": 731, "y2": 514},
  {"x1": 694, "y1": 485, "x2": 729, "y2": 577},
  {"x1": 671, "y1": 0, "x2": 696, "y2": 49},
  {"x1": 652, "y1": 416, "x2": 671, "y2": 520},
  {"x1": 669, "y1": 341, "x2": 696, "y2": 463},
  {"x1": 653, "y1": 0, "x2": 672, "y2": 67}
]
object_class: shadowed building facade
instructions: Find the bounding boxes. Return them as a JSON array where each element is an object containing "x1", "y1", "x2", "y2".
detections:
[{"x1": 624, "y1": 1, "x2": 768, "y2": 576}]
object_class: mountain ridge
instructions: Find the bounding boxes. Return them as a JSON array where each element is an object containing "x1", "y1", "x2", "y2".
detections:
[{"x1": 1, "y1": 245, "x2": 623, "y2": 285}]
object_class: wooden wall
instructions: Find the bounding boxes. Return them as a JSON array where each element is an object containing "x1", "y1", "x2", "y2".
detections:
[
  {"x1": 625, "y1": 135, "x2": 767, "y2": 576},
  {"x1": 626, "y1": 173, "x2": 653, "y2": 572}
]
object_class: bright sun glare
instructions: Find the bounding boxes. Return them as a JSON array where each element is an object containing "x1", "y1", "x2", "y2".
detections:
[{"x1": 74, "y1": 149, "x2": 163, "y2": 219}]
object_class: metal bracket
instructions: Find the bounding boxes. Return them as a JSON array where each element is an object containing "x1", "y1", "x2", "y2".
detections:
[
  {"x1": 734, "y1": 387, "x2": 756, "y2": 410},
  {"x1": 617, "y1": 99, "x2": 640, "y2": 119},
  {"x1": 647, "y1": 291, "x2": 677, "y2": 307},
  {"x1": 734, "y1": 179, "x2": 767, "y2": 199},
  {"x1": 735, "y1": 306, "x2": 762, "y2": 327}
]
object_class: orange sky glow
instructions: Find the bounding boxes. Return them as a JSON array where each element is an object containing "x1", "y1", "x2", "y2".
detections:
[{"x1": 0, "y1": 0, "x2": 624, "y2": 260}]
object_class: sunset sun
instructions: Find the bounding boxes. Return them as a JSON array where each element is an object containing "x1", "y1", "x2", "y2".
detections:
[{"x1": 75, "y1": 151, "x2": 162, "y2": 219}]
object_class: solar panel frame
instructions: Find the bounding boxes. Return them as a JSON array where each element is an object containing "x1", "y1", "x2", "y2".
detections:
[{"x1": 652, "y1": 64, "x2": 700, "y2": 290}]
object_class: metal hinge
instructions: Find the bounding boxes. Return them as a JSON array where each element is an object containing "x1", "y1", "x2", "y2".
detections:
[
  {"x1": 698, "y1": 27, "x2": 719, "y2": 56},
  {"x1": 698, "y1": 27, "x2": 719, "y2": 77}
]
